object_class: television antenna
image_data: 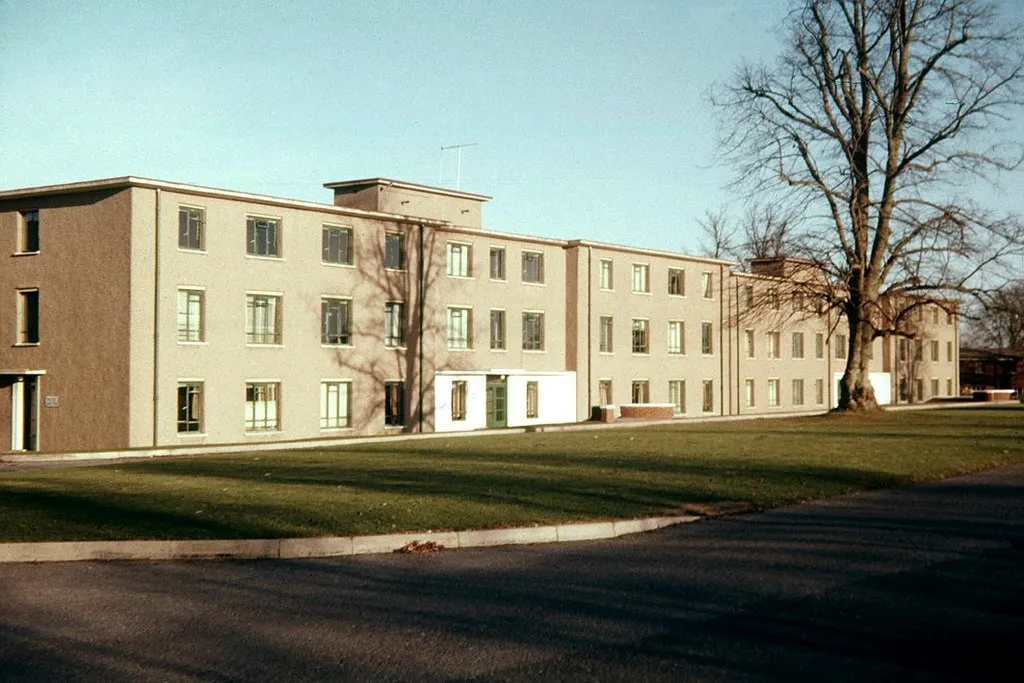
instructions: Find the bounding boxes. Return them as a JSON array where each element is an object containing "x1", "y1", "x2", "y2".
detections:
[{"x1": 440, "y1": 142, "x2": 478, "y2": 189}]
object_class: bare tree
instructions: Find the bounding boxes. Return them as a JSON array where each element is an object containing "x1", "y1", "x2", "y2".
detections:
[
  {"x1": 714, "y1": 0, "x2": 1024, "y2": 411},
  {"x1": 698, "y1": 203, "x2": 796, "y2": 266},
  {"x1": 697, "y1": 208, "x2": 739, "y2": 261},
  {"x1": 964, "y1": 280, "x2": 1024, "y2": 349}
]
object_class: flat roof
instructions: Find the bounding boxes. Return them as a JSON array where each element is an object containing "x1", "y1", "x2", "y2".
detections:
[{"x1": 323, "y1": 177, "x2": 492, "y2": 202}]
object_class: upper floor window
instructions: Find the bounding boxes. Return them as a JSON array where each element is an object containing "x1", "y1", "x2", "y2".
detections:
[
  {"x1": 701, "y1": 272, "x2": 713, "y2": 299},
  {"x1": 179, "y1": 207, "x2": 204, "y2": 251},
  {"x1": 599, "y1": 259, "x2": 613, "y2": 290},
  {"x1": 815, "y1": 333, "x2": 824, "y2": 359},
  {"x1": 836, "y1": 334, "x2": 848, "y2": 359},
  {"x1": 177, "y1": 289, "x2": 204, "y2": 342},
  {"x1": 245, "y1": 294, "x2": 281, "y2": 345},
  {"x1": 767, "y1": 287, "x2": 780, "y2": 310},
  {"x1": 385, "y1": 232, "x2": 405, "y2": 270},
  {"x1": 522, "y1": 311, "x2": 544, "y2": 350},
  {"x1": 631, "y1": 264, "x2": 650, "y2": 293},
  {"x1": 447, "y1": 307, "x2": 472, "y2": 349},
  {"x1": 668, "y1": 268, "x2": 685, "y2": 296},
  {"x1": 744, "y1": 329, "x2": 755, "y2": 358},
  {"x1": 17, "y1": 209, "x2": 40, "y2": 253},
  {"x1": 489, "y1": 247, "x2": 506, "y2": 280},
  {"x1": 792, "y1": 332, "x2": 805, "y2": 359},
  {"x1": 322, "y1": 225, "x2": 353, "y2": 265},
  {"x1": 744, "y1": 285, "x2": 754, "y2": 309},
  {"x1": 767, "y1": 331, "x2": 781, "y2": 359},
  {"x1": 522, "y1": 251, "x2": 544, "y2": 283},
  {"x1": 447, "y1": 243, "x2": 472, "y2": 277},
  {"x1": 599, "y1": 316, "x2": 613, "y2": 353},
  {"x1": 490, "y1": 309, "x2": 506, "y2": 350},
  {"x1": 668, "y1": 321, "x2": 685, "y2": 354},
  {"x1": 16, "y1": 289, "x2": 39, "y2": 344},
  {"x1": 246, "y1": 216, "x2": 279, "y2": 257},
  {"x1": 632, "y1": 319, "x2": 649, "y2": 353},
  {"x1": 930, "y1": 340, "x2": 940, "y2": 362},
  {"x1": 384, "y1": 302, "x2": 405, "y2": 347},
  {"x1": 321, "y1": 297, "x2": 352, "y2": 345},
  {"x1": 701, "y1": 321, "x2": 713, "y2": 355}
]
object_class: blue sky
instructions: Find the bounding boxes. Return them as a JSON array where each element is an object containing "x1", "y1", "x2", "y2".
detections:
[{"x1": 0, "y1": 0, "x2": 1019, "y2": 254}]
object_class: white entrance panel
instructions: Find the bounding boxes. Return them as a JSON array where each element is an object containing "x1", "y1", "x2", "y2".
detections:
[
  {"x1": 10, "y1": 378, "x2": 25, "y2": 451},
  {"x1": 833, "y1": 372, "x2": 891, "y2": 408},
  {"x1": 435, "y1": 371, "x2": 577, "y2": 432}
]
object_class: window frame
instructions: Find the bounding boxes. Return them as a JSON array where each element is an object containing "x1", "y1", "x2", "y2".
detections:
[
  {"x1": 489, "y1": 247, "x2": 506, "y2": 281},
  {"x1": 321, "y1": 224, "x2": 354, "y2": 266},
  {"x1": 631, "y1": 380, "x2": 650, "y2": 404},
  {"x1": 521, "y1": 250, "x2": 545, "y2": 284},
  {"x1": 667, "y1": 320, "x2": 685, "y2": 355},
  {"x1": 384, "y1": 380, "x2": 405, "y2": 426},
  {"x1": 791, "y1": 331, "x2": 805, "y2": 359},
  {"x1": 792, "y1": 378, "x2": 805, "y2": 406},
  {"x1": 489, "y1": 309, "x2": 506, "y2": 350},
  {"x1": 451, "y1": 380, "x2": 468, "y2": 421},
  {"x1": 320, "y1": 380, "x2": 352, "y2": 430},
  {"x1": 177, "y1": 288, "x2": 205, "y2": 343},
  {"x1": 178, "y1": 206, "x2": 204, "y2": 252},
  {"x1": 701, "y1": 379, "x2": 714, "y2": 413},
  {"x1": 767, "y1": 331, "x2": 781, "y2": 359},
  {"x1": 669, "y1": 379, "x2": 686, "y2": 414},
  {"x1": 16, "y1": 288, "x2": 40, "y2": 345},
  {"x1": 244, "y1": 381, "x2": 280, "y2": 432},
  {"x1": 446, "y1": 242, "x2": 473, "y2": 278},
  {"x1": 701, "y1": 321, "x2": 713, "y2": 356},
  {"x1": 246, "y1": 215, "x2": 280, "y2": 258},
  {"x1": 176, "y1": 381, "x2": 204, "y2": 434},
  {"x1": 701, "y1": 272, "x2": 714, "y2": 299},
  {"x1": 245, "y1": 293, "x2": 282, "y2": 345},
  {"x1": 745, "y1": 329, "x2": 755, "y2": 358},
  {"x1": 599, "y1": 259, "x2": 614, "y2": 290},
  {"x1": 522, "y1": 311, "x2": 545, "y2": 351},
  {"x1": 599, "y1": 315, "x2": 614, "y2": 353},
  {"x1": 667, "y1": 268, "x2": 685, "y2": 296},
  {"x1": 321, "y1": 297, "x2": 353, "y2": 346},
  {"x1": 745, "y1": 378, "x2": 755, "y2": 408},
  {"x1": 767, "y1": 378, "x2": 780, "y2": 407},
  {"x1": 526, "y1": 381, "x2": 540, "y2": 418},
  {"x1": 446, "y1": 306, "x2": 473, "y2": 350},
  {"x1": 384, "y1": 232, "x2": 406, "y2": 271},
  {"x1": 17, "y1": 209, "x2": 40, "y2": 254},
  {"x1": 631, "y1": 318, "x2": 649, "y2": 354},
  {"x1": 384, "y1": 301, "x2": 406, "y2": 348},
  {"x1": 631, "y1": 263, "x2": 650, "y2": 294}
]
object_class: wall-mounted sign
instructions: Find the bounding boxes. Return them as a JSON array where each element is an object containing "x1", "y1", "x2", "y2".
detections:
[{"x1": 44, "y1": 396, "x2": 59, "y2": 408}]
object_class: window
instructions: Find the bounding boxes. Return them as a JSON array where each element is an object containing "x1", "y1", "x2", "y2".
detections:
[
  {"x1": 321, "y1": 298, "x2": 352, "y2": 345},
  {"x1": 598, "y1": 379, "x2": 612, "y2": 405},
  {"x1": 930, "y1": 340, "x2": 939, "y2": 362},
  {"x1": 599, "y1": 259, "x2": 613, "y2": 290},
  {"x1": 768, "y1": 379, "x2": 780, "y2": 407},
  {"x1": 522, "y1": 312, "x2": 544, "y2": 351},
  {"x1": 835, "y1": 334, "x2": 848, "y2": 359},
  {"x1": 526, "y1": 381, "x2": 539, "y2": 418},
  {"x1": 915, "y1": 378, "x2": 924, "y2": 401},
  {"x1": 385, "y1": 232, "x2": 405, "y2": 270},
  {"x1": 15, "y1": 290, "x2": 39, "y2": 344},
  {"x1": 631, "y1": 264, "x2": 649, "y2": 293},
  {"x1": 815, "y1": 333, "x2": 824, "y2": 359},
  {"x1": 946, "y1": 341, "x2": 953, "y2": 362},
  {"x1": 767, "y1": 331, "x2": 780, "y2": 359},
  {"x1": 451, "y1": 381, "x2": 467, "y2": 421},
  {"x1": 946, "y1": 378, "x2": 953, "y2": 395},
  {"x1": 931, "y1": 308, "x2": 939, "y2": 324},
  {"x1": 384, "y1": 302, "x2": 405, "y2": 347},
  {"x1": 791, "y1": 332, "x2": 804, "y2": 359},
  {"x1": 914, "y1": 340, "x2": 923, "y2": 361},
  {"x1": 246, "y1": 216, "x2": 279, "y2": 257},
  {"x1": 767, "y1": 287, "x2": 780, "y2": 310},
  {"x1": 178, "y1": 207, "x2": 202, "y2": 251},
  {"x1": 632, "y1": 319, "x2": 649, "y2": 353},
  {"x1": 701, "y1": 272, "x2": 713, "y2": 299},
  {"x1": 176, "y1": 382, "x2": 203, "y2": 433},
  {"x1": 815, "y1": 378, "x2": 825, "y2": 405},
  {"x1": 320, "y1": 381, "x2": 351, "y2": 429},
  {"x1": 522, "y1": 251, "x2": 544, "y2": 283},
  {"x1": 792, "y1": 292, "x2": 804, "y2": 312},
  {"x1": 18, "y1": 209, "x2": 40, "y2": 253},
  {"x1": 899, "y1": 338, "x2": 907, "y2": 361},
  {"x1": 743, "y1": 284, "x2": 754, "y2": 309},
  {"x1": 384, "y1": 381, "x2": 405, "y2": 426},
  {"x1": 930, "y1": 378, "x2": 939, "y2": 398},
  {"x1": 489, "y1": 247, "x2": 506, "y2": 280},
  {"x1": 668, "y1": 268, "x2": 685, "y2": 296},
  {"x1": 631, "y1": 380, "x2": 650, "y2": 404},
  {"x1": 701, "y1": 322, "x2": 713, "y2": 355},
  {"x1": 489, "y1": 310, "x2": 506, "y2": 350},
  {"x1": 322, "y1": 225, "x2": 353, "y2": 265},
  {"x1": 745, "y1": 329, "x2": 755, "y2": 358},
  {"x1": 667, "y1": 321, "x2": 685, "y2": 355},
  {"x1": 447, "y1": 243, "x2": 472, "y2": 277},
  {"x1": 899, "y1": 378, "x2": 908, "y2": 401},
  {"x1": 702, "y1": 380, "x2": 714, "y2": 413},
  {"x1": 447, "y1": 307, "x2": 472, "y2": 349},
  {"x1": 792, "y1": 379, "x2": 805, "y2": 406},
  {"x1": 947, "y1": 311, "x2": 954, "y2": 325},
  {"x1": 245, "y1": 382, "x2": 279, "y2": 431},
  {"x1": 177, "y1": 289, "x2": 204, "y2": 342},
  {"x1": 745, "y1": 379, "x2": 755, "y2": 408},
  {"x1": 669, "y1": 380, "x2": 685, "y2": 414},
  {"x1": 599, "y1": 316, "x2": 613, "y2": 353},
  {"x1": 245, "y1": 294, "x2": 281, "y2": 344}
]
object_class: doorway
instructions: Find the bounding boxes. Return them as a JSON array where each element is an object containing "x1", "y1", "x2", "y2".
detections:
[
  {"x1": 485, "y1": 376, "x2": 507, "y2": 428},
  {"x1": 9, "y1": 375, "x2": 39, "y2": 451}
]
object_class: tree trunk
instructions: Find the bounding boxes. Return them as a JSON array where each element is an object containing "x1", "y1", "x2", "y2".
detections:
[{"x1": 836, "y1": 310, "x2": 881, "y2": 412}]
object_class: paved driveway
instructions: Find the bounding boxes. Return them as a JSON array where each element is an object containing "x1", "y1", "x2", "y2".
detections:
[{"x1": 2, "y1": 464, "x2": 1022, "y2": 681}]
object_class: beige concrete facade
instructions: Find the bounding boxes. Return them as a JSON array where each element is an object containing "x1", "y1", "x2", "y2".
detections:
[{"x1": 0, "y1": 176, "x2": 960, "y2": 454}]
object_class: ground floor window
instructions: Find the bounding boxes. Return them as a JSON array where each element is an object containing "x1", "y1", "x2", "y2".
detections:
[
  {"x1": 702, "y1": 380, "x2": 714, "y2": 412},
  {"x1": 669, "y1": 380, "x2": 685, "y2": 414},
  {"x1": 176, "y1": 382, "x2": 203, "y2": 433},
  {"x1": 385, "y1": 381, "x2": 405, "y2": 426},
  {"x1": 245, "y1": 382, "x2": 279, "y2": 431},
  {"x1": 526, "y1": 381, "x2": 539, "y2": 418},
  {"x1": 598, "y1": 379, "x2": 612, "y2": 405},
  {"x1": 320, "y1": 381, "x2": 351, "y2": 429},
  {"x1": 930, "y1": 378, "x2": 939, "y2": 398},
  {"x1": 768, "y1": 379, "x2": 780, "y2": 407},
  {"x1": 792, "y1": 378, "x2": 804, "y2": 406},
  {"x1": 451, "y1": 380, "x2": 467, "y2": 421},
  {"x1": 744, "y1": 378, "x2": 755, "y2": 408},
  {"x1": 631, "y1": 380, "x2": 649, "y2": 404},
  {"x1": 815, "y1": 378, "x2": 824, "y2": 405}
]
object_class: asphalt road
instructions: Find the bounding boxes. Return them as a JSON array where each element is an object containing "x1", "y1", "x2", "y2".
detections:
[{"x1": 2, "y1": 464, "x2": 1023, "y2": 682}]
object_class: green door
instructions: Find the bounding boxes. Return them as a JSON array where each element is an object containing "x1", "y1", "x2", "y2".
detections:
[{"x1": 486, "y1": 377, "x2": 507, "y2": 428}]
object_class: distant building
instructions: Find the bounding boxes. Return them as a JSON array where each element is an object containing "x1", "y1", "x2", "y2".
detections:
[
  {"x1": 959, "y1": 347, "x2": 1024, "y2": 393},
  {"x1": 1, "y1": 177, "x2": 960, "y2": 453}
]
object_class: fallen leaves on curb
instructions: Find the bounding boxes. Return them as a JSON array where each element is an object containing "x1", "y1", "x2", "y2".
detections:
[
  {"x1": 678, "y1": 501, "x2": 757, "y2": 517},
  {"x1": 395, "y1": 540, "x2": 446, "y2": 554}
]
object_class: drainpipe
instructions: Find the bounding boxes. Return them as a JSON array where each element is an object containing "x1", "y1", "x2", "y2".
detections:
[
  {"x1": 151, "y1": 188, "x2": 161, "y2": 447},
  {"x1": 586, "y1": 246, "x2": 592, "y2": 418},
  {"x1": 734, "y1": 276, "x2": 740, "y2": 416},
  {"x1": 719, "y1": 263, "x2": 725, "y2": 416},
  {"x1": 417, "y1": 223, "x2": 425, "y2": 432}
]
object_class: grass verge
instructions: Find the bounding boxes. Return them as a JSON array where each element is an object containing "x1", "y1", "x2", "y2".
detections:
[{"x1": 1, "y1": 406, "x2": 1022, "y2": 542}]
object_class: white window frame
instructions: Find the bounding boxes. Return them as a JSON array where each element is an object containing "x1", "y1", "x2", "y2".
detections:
[
  {"x1": 245, "y1": 381, "x2": 280, "y2": 432},
  {"x1": 522, "y1": 311, "x2": 545, "y2": 351},
  {"x1": 599, "y1": 316, "x2": 613, "y2": 353},
  {"x1": 320, "y1": 380, "x2": 352, "y2": 430},
  {"x1": 384, "y1": 301, "x2": 406, "y2": 348},
  {"x1": 447, "y1": 306, "x2": 473, "y2": 350},
  {"x1": 178, "y1": 206, "x2": 204, "y2": 252},
  {"x1": 667, "y1": 320, "x2": 685, "y2": 355},
  {"x1": 446, "y1": 242, "x2": 472, "y2": 278},
  {"x1": 321, "y1": 297, "x2": 353, "y2": 346},
  {"x1": 245, "y1": 292, "x2": 282, "y2": 345},
  {"x1": 599, "y1": 259, "x2": 613, "y2": 290},
  {"x1": 668, "y1": 268, "x2": 685, "y2": 296},
  {"x1": 177, "y1": 287, "x2": 205, "y2": 343},
  {"x1": 322, "y1": 224, "x2": 354, "y2": 266},
  {"x1": 631, "y1": 263, "x2": 650, "y2": 294},
  {"x1": 246, "y1": 215, "x2": 281, "y2": 258},
  {"x1": 176, "y1": 380, "x2": 204, "y2": 434},
  {"x1": 701, "y1": 272, "x2": 713, "y2": 299},
  {"x1": 792, "y1": 331, "x2": 805, "y2": 359},
  {"x1": 521, "y1": 251, "x2": 545, "y2": 284},
  {"x1": 768, "y1": 378, "x2": 780, "y2": 407}
]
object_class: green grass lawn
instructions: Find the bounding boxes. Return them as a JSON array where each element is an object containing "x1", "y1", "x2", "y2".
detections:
[{"x1": 1, "y1": 406, "x2": 1022, "y2": 542}]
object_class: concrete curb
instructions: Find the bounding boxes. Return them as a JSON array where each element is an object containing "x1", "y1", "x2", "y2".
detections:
[{"x1": 0, "y1": 515, "x2": 701, "y2": 564}]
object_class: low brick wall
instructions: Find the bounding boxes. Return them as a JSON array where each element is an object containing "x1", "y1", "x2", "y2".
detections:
[
  {"x1": 973, "y1": 389, "x2": 1016, "y2": 402},
  {"x1": 619, "y1": 403, "x2": 675, "y2": 420}
]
